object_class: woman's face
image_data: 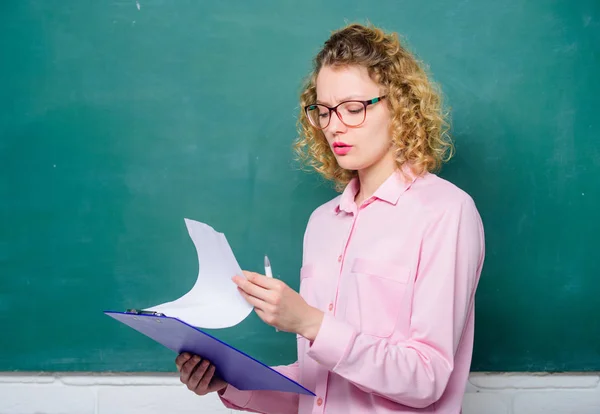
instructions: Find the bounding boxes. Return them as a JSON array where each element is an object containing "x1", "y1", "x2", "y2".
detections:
[{"x1": 314, "y1": 65, "x2": 394, "y2": 173}]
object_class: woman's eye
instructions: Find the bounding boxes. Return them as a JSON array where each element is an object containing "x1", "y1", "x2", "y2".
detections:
[{"x1": 343, "y1": 103, "x2": 365, "y2": 114}]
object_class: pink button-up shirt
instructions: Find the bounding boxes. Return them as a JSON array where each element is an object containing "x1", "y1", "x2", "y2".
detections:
[{"x1": 220, "y1": 169, "x2": 485, "y2": 413}]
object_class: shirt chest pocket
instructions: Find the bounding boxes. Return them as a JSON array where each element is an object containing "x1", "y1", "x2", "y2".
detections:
[{"x1": 344, "y1": 258, "x2": 411, "y2": 338}]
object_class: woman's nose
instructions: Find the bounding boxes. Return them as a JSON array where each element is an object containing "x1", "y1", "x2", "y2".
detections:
[{"x1": 327, "y1": 109, "x2": 347, "y2": 133}]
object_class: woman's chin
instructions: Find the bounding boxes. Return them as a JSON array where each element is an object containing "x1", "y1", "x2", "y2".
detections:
[{"x1": 335, "y1": 156, "x2": 367, "y2": 171}]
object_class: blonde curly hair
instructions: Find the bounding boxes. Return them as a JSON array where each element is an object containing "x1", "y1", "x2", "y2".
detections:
[{"x1": 294, "y1": 23, "x2": 454, "y2": 191}]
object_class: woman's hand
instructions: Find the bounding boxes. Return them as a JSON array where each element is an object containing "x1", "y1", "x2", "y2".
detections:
[
  {"x1": 176, "y1": 353, "x2": 228, "y2": 396},
  {"x1": 233, "y1": 271, "x2": 324, "y2": 341}
]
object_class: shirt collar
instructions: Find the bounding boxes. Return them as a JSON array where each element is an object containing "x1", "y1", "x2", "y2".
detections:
[{"x1": 334, "y1": 164, "x2": 418, "y2": 214}]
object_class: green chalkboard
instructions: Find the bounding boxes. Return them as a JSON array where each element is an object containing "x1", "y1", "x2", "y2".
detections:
[{"x1": 1, "y1": 0, "x2": 598, "y2": 372}]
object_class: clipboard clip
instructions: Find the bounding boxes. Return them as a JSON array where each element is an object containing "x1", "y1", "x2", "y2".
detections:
[{"x1": 126, "y1": 309, "x2": 165, "y2": 317}]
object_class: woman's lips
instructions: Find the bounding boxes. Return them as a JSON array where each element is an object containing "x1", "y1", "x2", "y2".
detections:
[{"x1": 333, "y1": 142, "x2": 352, "y2": 155}]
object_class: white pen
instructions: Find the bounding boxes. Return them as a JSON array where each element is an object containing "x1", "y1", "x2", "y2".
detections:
[
  {"x1": 264, "y1": 255, "x2": 278, "y2": 332},
  {"x1": 264, "y1": 255, "x2": 273, "y2": 278}
]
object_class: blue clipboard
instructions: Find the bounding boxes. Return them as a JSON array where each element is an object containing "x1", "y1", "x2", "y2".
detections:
[{"x1": 104, "y1": 310, "x2": 314, "y2": 396}]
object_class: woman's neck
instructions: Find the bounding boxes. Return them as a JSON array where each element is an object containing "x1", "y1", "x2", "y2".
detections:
[{"x1": 355, "y1": 154, "x2": 397, "y2": 206}]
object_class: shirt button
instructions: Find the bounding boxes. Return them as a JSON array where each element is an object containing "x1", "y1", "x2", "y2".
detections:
[
  {"x1": 316, "y1": 397, "x2": 323, "y2": 406},
  {"x1": 337, "y1": 255, "x2": 342, "y2": 262},
  {"x1": 328, "y1": 303, "x2": 333, "y2": 311}
]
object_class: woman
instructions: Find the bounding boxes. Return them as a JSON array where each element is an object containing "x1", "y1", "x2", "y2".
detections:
[{"x1": 176, "y1": 23, "x2": 485, "y2": 413}]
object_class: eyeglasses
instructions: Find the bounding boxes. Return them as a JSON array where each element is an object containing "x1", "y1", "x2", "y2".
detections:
[{"x1": 304, "y1": 96, "x2": 386, "y2": 130}]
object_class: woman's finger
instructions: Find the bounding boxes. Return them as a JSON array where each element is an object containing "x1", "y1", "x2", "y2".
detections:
[
  {"x1": 237, "y1": 287, "x2": 270, "y2": 311},
  {"x1": 255, "y1": 307, "x2": 279, "y2": 328},
  {"x1": 199, "y1": 364, "x2": 217, "y2": 392},
  {"x1": 180, "y1": 356, "x2": 201, "y2": 384},
  {"x1": 235, "y1": 277, "x2": 273, "y2": 303},
  {"x1": 175, "y1": 353, "x2": 192, "y2": 371},
  {"x1": 188, "y1": 359, "x2": 211, "y2": 392},
  {"x1": 242, "y1": 271, "x2": 280, "y2": 290}
]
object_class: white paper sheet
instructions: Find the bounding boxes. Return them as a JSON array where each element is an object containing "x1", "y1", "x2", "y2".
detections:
[{"x1": 146, "y1": 218, "x2": 253, "y2": 329}]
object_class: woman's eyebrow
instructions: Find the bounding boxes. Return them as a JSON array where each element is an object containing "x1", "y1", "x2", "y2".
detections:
[{"x1": 316, "y1": 94, "x2": 366, "y2": 105}]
